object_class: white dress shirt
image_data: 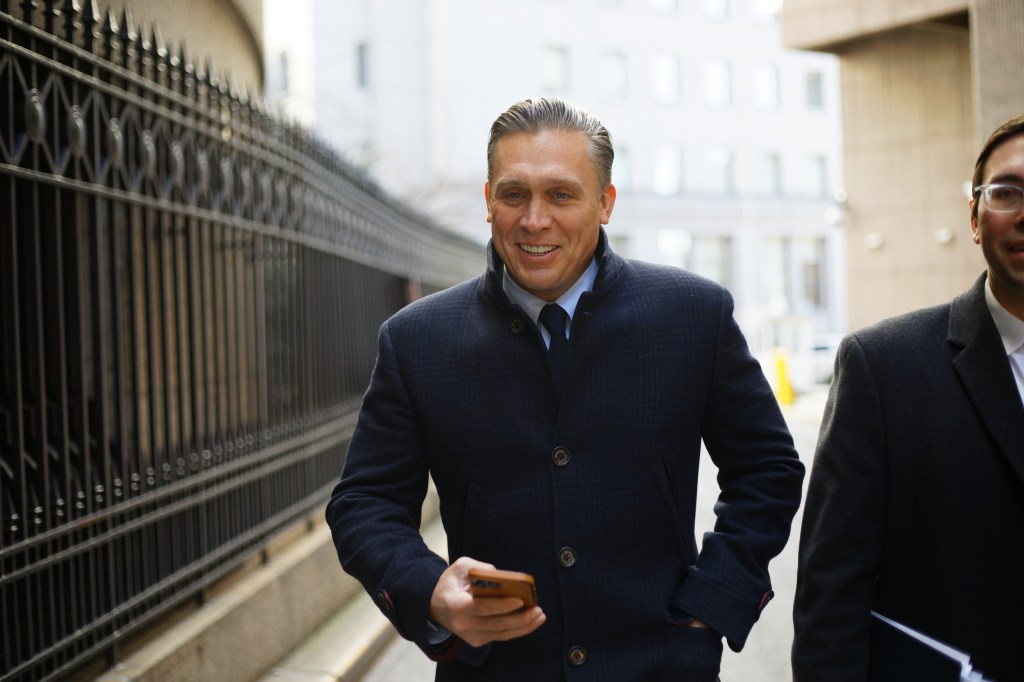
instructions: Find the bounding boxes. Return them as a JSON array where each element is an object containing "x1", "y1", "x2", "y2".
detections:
[
  {"x1": 502, "y1": 258, "x2": 599, "y2": 348},
  {"x1": 984, "y1": 279, "x2": 1024, "y2": 406}
]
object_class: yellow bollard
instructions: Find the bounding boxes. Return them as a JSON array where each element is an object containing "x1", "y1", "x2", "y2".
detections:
[{"x1": 773, "y1": 348, "x2": 795, "y2": 405}]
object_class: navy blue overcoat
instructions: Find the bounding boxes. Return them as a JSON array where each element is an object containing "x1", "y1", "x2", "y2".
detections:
[{"x1": 328, "y1": 232, "x2": 804, "y2": 681}]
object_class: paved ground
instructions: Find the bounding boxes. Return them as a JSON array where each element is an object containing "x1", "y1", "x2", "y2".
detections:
[{"x1": 362, "y1": 390, "x2": 825, "y2": 682}]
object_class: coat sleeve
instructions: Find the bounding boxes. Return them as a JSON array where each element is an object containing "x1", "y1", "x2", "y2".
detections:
[
  {"x1": 672, "y1": 287, "x2": 805, "y2": 650},
  {"x1": 791, "y1": 334, "x2": 886, "y2": 681},
  {"x1": 324, "y1": 320, "x2": 452, "y2": 657}
]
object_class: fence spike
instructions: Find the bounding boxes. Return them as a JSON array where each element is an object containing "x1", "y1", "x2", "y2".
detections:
[
  {"x1": 100, "y1": 6, "x2": 118, "y2": 57},
  {"x1": 117, "y1": 5, "x2": 135, "y2": 45},
  {"x1": 177, "y1": 40, "x2": 194, "y2": 78},
  {"x1": 80, "y1": 0, "x2": 98, "y2": 25},
  {"x1": 163, "y1": 39, "x2": 177, "y2": 72},
  {"x1": 149, "y1": 23, "x2": 166, "y2": 60},
  {"x1": 203, "y1": 57, "x2": 220, "y2": 90},
  {"x1": 132, "y1": 20, "x2": 148, "y2": 57},
  {"x1": 41, "y1": 0, "x2": 58, "y2": 33},
  {"x1": 80, "y1": 0, "x2": 100, "y2": 50},
  {"x1": 60, "y1": 0, "x2": 79, "y2": 41},
  {"x1": 20, "y1": 0, "x2": 38, "y2": 25}
]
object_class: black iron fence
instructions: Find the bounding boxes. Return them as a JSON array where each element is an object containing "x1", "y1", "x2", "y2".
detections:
[{"x1": 0, "y1": 4, "x2": 483, "y2": 680}]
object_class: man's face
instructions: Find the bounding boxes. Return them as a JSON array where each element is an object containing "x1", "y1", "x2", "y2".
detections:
[
  {"x1": 485, "y1": 129, "x2": 615, "y2": 302},
  {"x1": 971, "y1": 133, "x2": 1024, "y2": 319}
]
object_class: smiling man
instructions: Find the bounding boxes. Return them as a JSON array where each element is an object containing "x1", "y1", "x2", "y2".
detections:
[
  {"x1": 793, "y1": 115, "x2": 1024, "y2": 681},
  {"x1": 327, "y1": 97, "x2": 804, "y2": 681}
]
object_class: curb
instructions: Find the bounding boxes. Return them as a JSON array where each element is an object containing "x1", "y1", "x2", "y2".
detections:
[{"x1": 257, "y1": 518, "x2": 447, "y2": 682}]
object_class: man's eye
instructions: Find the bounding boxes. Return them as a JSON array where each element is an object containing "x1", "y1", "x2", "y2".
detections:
[
  {"x1": 553, "y1": 192, "x2": 570, "y2": 200},
  {"x1": 504, "y1": 191, "x2": 524, "y2": 200}
]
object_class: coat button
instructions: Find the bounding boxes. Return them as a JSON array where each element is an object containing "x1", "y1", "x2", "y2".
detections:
[
  {"x1": 558, "y1": 547, "x2": 577, "y2": 567},
  {"x1": 567, "y1": 645, "x2": 587, "y2": 666},
  {"x1": 551, "y1": 446, "x2": 570, "y2": 467},
  {"x1": 510, "y1": 317, "x2": 526, "y2": 334}
]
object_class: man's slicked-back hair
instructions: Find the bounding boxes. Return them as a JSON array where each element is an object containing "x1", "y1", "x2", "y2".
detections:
[
  {"x1": 487, "y1": 97, "x2": 614, "y2": 189},
  {"x1": 972, "y1": 113, "x2": 1024, "y2": 218}
]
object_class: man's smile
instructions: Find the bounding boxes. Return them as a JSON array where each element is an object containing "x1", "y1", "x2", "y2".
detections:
[{"x1": 519, "y1": 244, "x2": 558, "y2": 255}]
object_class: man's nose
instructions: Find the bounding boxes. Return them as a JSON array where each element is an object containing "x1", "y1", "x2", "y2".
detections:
[{"x1": 521, "y1": 198, "x2": 551, "y2": 230}]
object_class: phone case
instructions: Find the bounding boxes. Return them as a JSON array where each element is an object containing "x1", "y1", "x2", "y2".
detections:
[{"x1": 467, "y1": 567, "x2": 537, "y2": 608}]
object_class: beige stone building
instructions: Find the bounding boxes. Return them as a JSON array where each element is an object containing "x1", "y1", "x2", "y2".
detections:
[
  {"x1": 782, "y1": 0, "x2": 1024, "y2": 329},
  {"x1": 96, "y1": 0, "x2": 264, "y2": 93}
]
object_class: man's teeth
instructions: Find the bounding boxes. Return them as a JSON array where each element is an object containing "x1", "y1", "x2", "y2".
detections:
[{"x1": 520, "y1": 245, "x2": 556, "y2": 255}]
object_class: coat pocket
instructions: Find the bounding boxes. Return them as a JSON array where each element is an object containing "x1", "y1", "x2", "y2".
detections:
[{"x1": 661, "y1": 620, "x2": 723, "y2": 682}]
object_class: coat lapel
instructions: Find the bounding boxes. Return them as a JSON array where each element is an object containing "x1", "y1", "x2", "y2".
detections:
[{"x1": 950, "y1": 274, "x2": 1024, "y2": 484}]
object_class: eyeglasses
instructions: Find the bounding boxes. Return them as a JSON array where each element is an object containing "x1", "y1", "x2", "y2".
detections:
[{"x1": 973, "y1": 183, "x2": 1024, "y2": 213}]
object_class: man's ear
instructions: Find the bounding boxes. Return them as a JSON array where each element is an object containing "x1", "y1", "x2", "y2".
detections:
[
  {"x1": 969, "y1": 199, "x2": 980, "y2": 244},
  {"x1": 599, "y1": 183, "x2": 617, "y2": 225},
  {"x1": 484, "y1": 182, "x2": 492, "y2": 223}
]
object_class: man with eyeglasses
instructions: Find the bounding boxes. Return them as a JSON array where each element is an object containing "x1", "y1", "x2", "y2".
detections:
[{"x1": 792, "y1": 114, "x2": 1024, "y2": 681}]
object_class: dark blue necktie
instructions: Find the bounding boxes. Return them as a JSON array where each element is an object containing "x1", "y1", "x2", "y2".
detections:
[{"x1": 538, "y1": 304, "x2": 568, "y2": 397}]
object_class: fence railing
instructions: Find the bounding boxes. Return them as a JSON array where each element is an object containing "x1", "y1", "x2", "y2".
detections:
[{"x1": 0, "y1": 4, "x2": 483, "y2": 680}]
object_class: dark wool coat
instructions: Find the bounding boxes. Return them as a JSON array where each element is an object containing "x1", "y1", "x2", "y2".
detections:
[
  {"x1": 328, "y1": 232, "x2": 804, "y2": 682},
  {"x1": 793, "y1": 273, "x2": 1024, "y2": 681}
]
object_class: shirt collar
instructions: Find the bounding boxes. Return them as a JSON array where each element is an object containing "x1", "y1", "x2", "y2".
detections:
[
  {"x1": 985, "y1": 278, "x2": 1024, "y2": 355},
  {"x1": 502, "y1": 258, "x2": 599, "y2": 329}
]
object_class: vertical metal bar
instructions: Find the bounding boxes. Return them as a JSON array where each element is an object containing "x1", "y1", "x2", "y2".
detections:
[
  {"x1": 213, "y1": 206, "x2": 227, "y2": 450},
  {"x1": 253, "y1": 233, "x2": 268, "y2": 440},
  {"x1": 1, "y1": 111, "x2": 27, "y2": 682}
]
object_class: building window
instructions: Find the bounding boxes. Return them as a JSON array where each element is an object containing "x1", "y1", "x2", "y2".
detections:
[
  {"x1": 703, "y1": 58, "x2": 732, "y2": 108},
  {"x1": 652, "y1": 144, "x2": 683, "y2": 195},
  {"x1": 657, "y1": 229, "x2": 692, "y2": 269},
  {"x1": 806, "y1": 71, "x2": 824, "y2": 110},
  {"x1": 704, "y1": 146, "x2": 735, "y2": 195},
  {"x1": 649, "y1": 0, "x2": 678, "y2": 14},
  {"x1": 612, "y1": 146, "x2": 631, "y2": 192},
  {"x1": 761, "y1": 236, "x2": 826, "y2": 315},
  {"x1": 813, "y1": 155, "x2": 829, "y2": 197},
  {"x1": 651, "y1": 53, "x2": 681, "y2": 104},
  {"x1": 758, "y1": 152, "x2": 782, "y2": 197},
  {"x1": 751, "y1": 0, "x2": 780, "y2": 23},
  {"x1": 752, "y1": 61, "x2": 779, "y2": 111},
  {"x1": 795, "y1": 238, "x2": 826, "y2": 311},
  {"x1": 701, "y1": 0, "x2": 729, "y2": 20},
  {"x1": 356, "y1": 43, "x2": 370, "y2": 89},
  {"x1": 602, "y1": 52, "x2": 628, "y2": 100},
  {"x1": 543, "y1": 47, "x2": 570, "y2": 93},
  {"x1": 693, "y1": 235, "x2": 733, "y2": 288},
  {"x1": 269, "y1": 51, "x2": 289, "y2": 96},
  {"x1": 791, "y1": 155, "x2": 828, "y2": 197}
]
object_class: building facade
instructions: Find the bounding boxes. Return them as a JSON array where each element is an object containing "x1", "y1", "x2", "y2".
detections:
[
  {"x1": 94, "y1": 0, "x2": 265, "y2": 92},
  {"x1": 783, "y1": 0, "x2": 1024, "y2": 329},
  {"x1": 266, "y1": 0, "x2": 845, "y2": 387}
]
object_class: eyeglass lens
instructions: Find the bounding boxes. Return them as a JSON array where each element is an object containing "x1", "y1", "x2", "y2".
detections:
[{"x1": 984, "y1": 185, "x2": 1024, "y2": 212}]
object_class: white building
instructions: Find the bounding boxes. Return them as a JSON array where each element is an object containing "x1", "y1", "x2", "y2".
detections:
[{"x1": 264, "y1": 0, "x2": 845, "y2": 389}]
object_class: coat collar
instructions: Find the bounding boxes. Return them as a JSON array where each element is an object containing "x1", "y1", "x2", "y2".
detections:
[
  {"x1": 477, "y1": 227, "x2": 625, "y2": 306},
  {"x1": 949, "y1": 272, "x2": 1024, "y2": 479}
]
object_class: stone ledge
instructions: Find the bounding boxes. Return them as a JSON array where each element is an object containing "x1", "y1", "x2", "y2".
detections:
[
  {"x1": 95, "y1": 488, "x2": 442, "y2": 682},
  {"x1": 256, "y1": 518, "x2": 446, "y2": 682}
]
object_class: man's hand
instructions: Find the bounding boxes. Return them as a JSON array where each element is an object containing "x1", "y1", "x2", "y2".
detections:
[{"x1": 430, "y1": 556, "x2": 546, "y2": 648}]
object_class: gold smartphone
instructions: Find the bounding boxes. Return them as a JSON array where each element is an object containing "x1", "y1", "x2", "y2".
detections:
[{"x1": 467, "y1": 568, "x2": 537, "y2": 608}]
